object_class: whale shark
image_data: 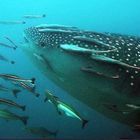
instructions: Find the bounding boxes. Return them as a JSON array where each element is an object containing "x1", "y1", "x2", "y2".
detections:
[{"x1": 22, "y1": 24, "x2": 140, "y2": 126}]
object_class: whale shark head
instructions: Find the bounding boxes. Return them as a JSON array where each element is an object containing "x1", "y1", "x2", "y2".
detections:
[
  {"x1": 23, "y1": 24, "x2": 140, "y2": 126},
  {"x1": 24, "y1": 24, "x2": 111, "y2": 50},
  {"x1": 24, "y1": 27, "x2": 46, "y2": 47},
  {"x1": 24, "y1": 25, "x2": 81, "y2": 48}
]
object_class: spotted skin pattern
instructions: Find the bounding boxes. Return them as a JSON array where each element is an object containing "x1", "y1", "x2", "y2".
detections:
[{"x1": 24, "y1": 25, "x2": 140, "y2": 95}]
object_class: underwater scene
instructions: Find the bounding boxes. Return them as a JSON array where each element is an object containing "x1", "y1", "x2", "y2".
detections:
[{"x1": 0, "y1": 0, "x2": 140, "y2": 139}]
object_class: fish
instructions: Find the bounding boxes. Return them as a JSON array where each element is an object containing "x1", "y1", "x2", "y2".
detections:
[
  {"x1": 126, "y1": 104, "x2": 140, "y2": 110},
  {"x1": 0, "y1": 42, "x2": 16, "y2": 50},
  {"x1": 35, "y1": 24, "x2": 79, "y2": 31},
  {"x1": 0, "y1": 98, "x2": 26, "y2": 111},
  {"x1": 4, "y1": 36, "x2": 18, "y2": 49},
  {"x1": 23, "y1": 14, "x2": 46, "y2": 19},
  {"x1": 0, "y1": 20, "x2": 26, "y2": 25},
  {"x1": 22, "y1": 24, "x2": 140, "y2": 126},
  {"x1": 80, "y1": 66, "x2": 119, "y2": 79},
  {"x1": 44, "y1": 90, "x2": 89, "y2": 129},
  {"x1": 0, "y1": 54, "x2": 15, "y2": 64},
  {"x1": 18, "y1": 81, "x2": 40, "y2": 97},
  {"x1": 0, "y1": 84, "x2": 21, "y2": 98},
  {"x1": 0, "y1": 74, "x2": 36, "y2": 85},
  {"x1": 24, "y1": 126, "x2": 57, "y2": 138},
  {"x1": 0, "y1": 109, "x2": 28, "y2": 125}
]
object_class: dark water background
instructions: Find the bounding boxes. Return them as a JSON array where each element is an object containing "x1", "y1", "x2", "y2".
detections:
[{"x1": 0, "y1": 0, "x2": 140, "y2": 139}]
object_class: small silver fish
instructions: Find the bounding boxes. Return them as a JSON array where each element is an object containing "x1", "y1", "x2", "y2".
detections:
[
  {"x1": 0, "y1": 20, "x2": 26, "y2": 25},
  {"x1": 0, "y1": 109, "x2": 28, "y2": 125},
  {"x1": 0, "y1": 42, "x2": 16, "y2": 50},
  {"x1": 0, "y1": 74, "x2": 36, "y2": 85},
  {"x1": 4, "y1": 36, "x2": 18, "y2": 49},
  {"x1": 18, "y1": 81, "x2": 40, "y2": 97},
  {"x1": 23, "y1": 14, "x2": 46, "y2": 19},
  {"x1": 44, "y1": 90, "x2": 89, "y2": 128},
  {"x1": 24, "y1": 126, "x2": 57, "y2": 138},
  {"x1": 0, "y1": 54, "x2": 15, "y2": 64},
  {"x1": 126, "y1": 104, "x2": 140, "y2": 110},
  {"x1": 0, "y1": 98, "x2": 26, "y2": 111}
]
